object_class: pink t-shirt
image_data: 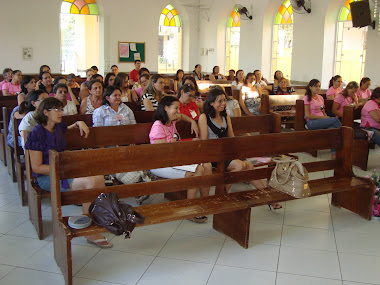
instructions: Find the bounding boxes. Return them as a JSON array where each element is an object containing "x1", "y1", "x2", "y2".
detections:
[
  {"x1": 356, "y1": 88, "x2": 371, "y2": 99},
  {"x1": 0, "y1": 80, "x2": 6, "y2": 90},
  {"x1": 303, "y1": 95, "x2": 325, "y2": 121},
  {"x1": 334, "y1": 93, "x2": 357, "y2": 113},
  {"x1": 361, "y1": 100, "x2": 380, "y2": 129},
  {"x1": 149, "y1": 120, "x2": 180, "y2": 144},
  {"x1": 1, "y1": 82, "x2": 21, "y2": 95},
  {"x1": 326, "y1": 87, "x2": 343, "y2": 99},
  {"x1": 134, "y1": 87, "x2": 144, "y2": 98}
]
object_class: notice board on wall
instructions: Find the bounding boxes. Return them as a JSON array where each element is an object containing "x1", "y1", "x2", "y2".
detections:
[{"x1": 118, "y1": 42, "x2": 145, "y2": 63}]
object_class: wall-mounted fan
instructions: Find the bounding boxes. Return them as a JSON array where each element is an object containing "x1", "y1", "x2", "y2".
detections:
[
  {"x1": 290, "y1": 0, "x2": 312, "y2": 14},
  {"x1": 234, "y1": 4, "x2": 253, "y2": 20}
]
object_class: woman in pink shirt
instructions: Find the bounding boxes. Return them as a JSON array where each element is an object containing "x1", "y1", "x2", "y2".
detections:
[
  {"x1": 332, "y1": 81, "x2": 359, "y2": 118},
  {"x1": 360, "y1": 87, "x2": 380, "y2": 147},
  {"x1": 149, "y1": 96, "x2": 211, "y2": 223},
  {"x1": 357, "y1": 77, "x2": 371, "y2": 99},
  {"x1": 303, "y1": 79, "x2": 341, "y2": 130},
  {"x1": 326, "y1": 75, "x2": 343, "y2": 100},
  {"x1": 0, "y1": 68, "x2": 12, "y2": 89},
  {"x1": 2, "y1": 70, "x2": 22, "y2": 96}
]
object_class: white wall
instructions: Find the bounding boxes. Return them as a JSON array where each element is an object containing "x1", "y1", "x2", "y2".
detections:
[{"x1": 0, "y1": 0, "x2": 61, "y2": 73}]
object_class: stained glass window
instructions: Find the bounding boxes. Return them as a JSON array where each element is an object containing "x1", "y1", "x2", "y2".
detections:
[
  {"x1": 159, "y1": 4, "x2": 182, "y2": 27},
  {"x1": 339, "y1": 0, "x2": 362, "y2": 22},
  {"x1": 61, "y1": 0, "x2": 99, "y2": 15},
  {"x1": 228, "y1": 6, "x2": 240, "y2": 27},
  {"x1": 274, "y1": 0, "x2": 293, "y2": 25}
]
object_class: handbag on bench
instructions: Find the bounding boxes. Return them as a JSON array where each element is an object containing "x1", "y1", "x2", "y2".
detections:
[
  {"x1": 269, "y1": 157, "x2": 311, "y2": 199},
  {"x1": 89, "y1": 192, "x2": 145, "y2": 238}
]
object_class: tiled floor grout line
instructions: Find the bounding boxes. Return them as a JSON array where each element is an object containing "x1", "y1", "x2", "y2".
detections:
[
  {"x1": 134, "y1": 218, "x2": 183, "y2": 285},
  {"x1": 274, "y1": 198, "x2": 286, "y2": 285},
  {"x1": 205, "y1": 234, "x2": 227, "y2": 285}
]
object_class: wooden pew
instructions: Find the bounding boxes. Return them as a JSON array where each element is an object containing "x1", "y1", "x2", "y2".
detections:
[
  {"x1": 25, "y1": 114, "x2": 280, "y2": 239},
  {"x1": 0, "y1": 100, "x2": 18, "y2": 166},
  {"x1": 49, "y1": 126, "x2": 373, "y2": 285},
  {"x1": 342, "y1": 105, "x2": 372, "y2": 171},
  {"x1": 2, "y1": 107, "x2": 16, "y2": 182}
]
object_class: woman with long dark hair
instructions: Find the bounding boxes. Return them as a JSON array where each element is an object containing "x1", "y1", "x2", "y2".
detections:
[{"x1": 332, "y1": 81, "x2": 359, "y2": 118}]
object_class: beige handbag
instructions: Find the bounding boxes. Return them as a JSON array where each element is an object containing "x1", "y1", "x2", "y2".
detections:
[{"x1": 269, "y1": 157, "x2": 311, "y2": 199}]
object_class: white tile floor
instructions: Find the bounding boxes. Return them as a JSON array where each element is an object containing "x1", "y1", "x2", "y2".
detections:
[{"x1": 0, "y1": 149, "x2": 380, "y2": 285}]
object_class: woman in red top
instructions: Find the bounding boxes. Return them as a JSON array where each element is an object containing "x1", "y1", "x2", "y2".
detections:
[{"x1": 178, "y1": 84, "x2": 200, "y2": 120}]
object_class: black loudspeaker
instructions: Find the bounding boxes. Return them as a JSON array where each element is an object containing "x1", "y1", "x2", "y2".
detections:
[{"x1": 350, "y1": 1, "x2": 375, "y2": 29}]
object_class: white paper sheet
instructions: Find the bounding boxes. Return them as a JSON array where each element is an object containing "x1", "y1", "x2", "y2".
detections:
[
  {"x1": 134, "y1": 53, "x2": 141, "y2": 60},
  {"x1": 172, "y1": 164, "x2": 198, "y2": 173},
  {"x1": 130, "y1": 43, "x2": 137, "y2": 51}
]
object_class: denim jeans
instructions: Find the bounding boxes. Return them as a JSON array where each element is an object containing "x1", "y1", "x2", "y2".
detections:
[
  {"x1": 362, "y1": 127, "x2": 380, "y2": 147},
  {"x1": 306, "y1": 117, "x2": 341, "y2": 130}
]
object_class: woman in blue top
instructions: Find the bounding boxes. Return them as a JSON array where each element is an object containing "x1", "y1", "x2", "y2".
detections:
[{"x1": 25, "y1": 97, "x2": 112, "y2": 248}]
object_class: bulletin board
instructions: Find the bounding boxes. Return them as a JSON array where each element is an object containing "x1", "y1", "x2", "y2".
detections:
[{"x1": 118, "y1": 42, "x2": 145, "y2": 63}]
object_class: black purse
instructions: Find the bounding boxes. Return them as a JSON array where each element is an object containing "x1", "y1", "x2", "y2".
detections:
[{"x1": 89, "y1": 192, "x2": 145, "y2": 238}]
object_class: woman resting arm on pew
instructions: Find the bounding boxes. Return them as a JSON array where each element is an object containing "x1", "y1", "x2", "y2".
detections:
[
  {"x1": 24, "y1": 97, "x2": 111, "y2": 248},
  {"x1": 303, "y1": 79, "x2": 341, "y2": 130},
  {"x1": 360, "y1": 87, "x2": 380, "y2": 147},
  {"x1": 198, "y1": 86, "x2": 282, "y2": 210},
  {"x1": 239, "y1": 73, "x2": 262, "y2": 116},
  {"x1": 149, "y1": 96, "x2": 212, "y2": 223},
  {"x1": 92, "y1": 85, "x2": 136, "y2": 127},
  {"x1": 332, "y1": 81, "x2": 359, "y2": 118}
]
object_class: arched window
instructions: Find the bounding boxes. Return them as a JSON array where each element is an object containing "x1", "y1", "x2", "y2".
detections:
[
  {"x1": 272, "y1": 0, "x2": 293, "y2": 80},
  {"x1": 60, "y1": 0, "x2": 100, "y2": 75},
  {"x1": 226, "y1": 7, "x2": 241, "y2": 73},
  {"x1": 335, "y1": 0, "x2": 367, "y2": 82},
  {"x1": 158, "y1": 4, "x2": 182, "y2": 74}
]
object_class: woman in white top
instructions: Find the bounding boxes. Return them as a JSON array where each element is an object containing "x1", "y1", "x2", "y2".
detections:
[
  {"x1": 192, "y1": 64, "x2": 204, "y2": 81},
  {"x1": 231, "y1": 70, "x2": 244, "y2": 92},
  {"x1": 79, "y1": 79, "x2": 104, "y2": 114},
  {"x1": 53, "y1": 83, "x2": 78, "y2": 116},
  {"x1": 239, "y1": 73, "x2": 262, "y2": 116},
  {"x1": 209, "y1": 66, "x2": 227, "y2": 81},
  {"x1": 114, "y1": 72, "x2": 132, "y2": 103}
]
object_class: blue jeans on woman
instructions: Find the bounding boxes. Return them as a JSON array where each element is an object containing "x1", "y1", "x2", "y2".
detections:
[
  {"x1": 362, "y1": 127, "x2": 380, "y2": 147},
  {"x1": 306, "y1": 117, "x2": 341, "y2": 130}
]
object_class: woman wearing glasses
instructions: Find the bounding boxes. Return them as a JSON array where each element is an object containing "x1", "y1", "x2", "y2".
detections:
[{"x1": 178, "y1": 84, "x2": 200, "y2": 120}]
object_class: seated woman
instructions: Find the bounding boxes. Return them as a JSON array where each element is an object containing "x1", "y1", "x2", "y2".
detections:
[
  {"x1": 38, "y1": 72, "x2": 53, "y2": 95},
  {"x1": 132, "y1": 74, "x2": 150, "y2": 101},
  {"x1": 326, "y1": 75, "x2": 343, "y2": 100},
  {"x1": 80, "y1": 79, "x2": 104, "y2": 115},
  {"x1": 209, "y1": 66, "x2": 227, "y2": 81},
  {"x1": 141, "y1": 74, "x2": 165, "y2": 111},
  {"x1": 0, "y1": 68, "x2": 12, "y2": 89},
  {"x1": 104, "y1": 73, "x2": 116, "y2": 88},
  {"x1": 198, "y1": 87, "x2": 281, "y2": 209},
  {"x1": 17, "y1": 75, "x2": 37, "y2": 105},
  {"x1": 113, "y1": 72, "x2": 132, "y2": 103},
  {"x1": 24, "y1": 97, "x2": 111, "y2": 248},
  {"x1": 93, "y1": 85, "x2": 136, "y2": 127},
  {"x1": 332, "y1": 81, "x2": 359, "y2": 118},
  {"x1": 271, "y1": 77, "x2": 295, "y2": 95},
  {"x1": 149, "y1": 96, "x2": 211, "y2": 222},
  {"x1": 39, "y1": 65, "x2": 51, "y2": 75},
  {"x1": 357, "y1": 77, "x2": 371, "y2": 99},
  {"x1": 227, "y1": 69, "x2": 235, "y2": 81},
  {"x1": 79, "y1": 73, "x2": 103, "y2": 102},
  {"x1": 178, "y1": 84, "x2": 200, "y2": 120},
  {"x1": 80, "y1": 68, "x2": 95, "y2": 91},
  {"x1": 231, "y1": 70, "x2": 244, "y2": 92},
  {"x1": 53, "y1": 83, "x2": 78, "y2": 116},
  {"x1": 7, "y1": 97, "x2": 29, "y2": 148},
  {"x1": 111, "y1": 65, "x2": 119, "y2": 76},
  {"x1": 303, "y1": 79, "x2": 341, "y2": 130},
  {"x1": 211, "y1": 85, "x2": 241, "y2": 117},
  {"x1": 2, "y1": 70, "x2": 22, "y2": 96},
  {"x1": 67, "y1": 73, "x2": 80, "y2": 89},
  {"x1": 360, "y1": 87, "x2": 380, "y2": 147},
  {"x1": 192, "y1": 64, "x2": 204, "y2": 81},
  {"x1": 53, "y1": 76, "x2": 80, "y2": 105},
  {"x1": 239, "y1": 73, "x2": 262, "y2": 116},
  {"x1": 253, "y1": 70, "x2": 268, "y2": 87},
  {"x1": 182, "y1": 75, "x2": 204, "y2": 113},
  {"x1": 19, "y1": 90, "x2": 50, "y2": 147},
  {"x1": 174, "y1": 69, "x2": 184, "y2": 94}
]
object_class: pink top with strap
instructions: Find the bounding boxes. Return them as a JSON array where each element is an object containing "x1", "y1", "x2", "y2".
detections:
[{"x1": 361, "y1": 100, "x2": 380, "y2": 129}]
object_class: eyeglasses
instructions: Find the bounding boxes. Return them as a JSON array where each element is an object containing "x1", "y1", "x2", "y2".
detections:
[
  {"x1": 48, "y1": 108, "x2": 64, "y2": 112},
  {"x1": 184, "y1": 92, "x2": 195, "y2": 98}
]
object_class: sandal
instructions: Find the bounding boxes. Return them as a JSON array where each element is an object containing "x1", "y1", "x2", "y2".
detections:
[
  {"x1": 135, "y1": 195, "x2": 150, "y2": 205},
  {"x1": 87, "y1": 237, "x2": 113, "y2": 248},
  {"x1": 187, "y1": 216, "x2": 208, "y2": 223},
  {"x1": 268, "y1": 203, "x2": 282, "y2": 210}
]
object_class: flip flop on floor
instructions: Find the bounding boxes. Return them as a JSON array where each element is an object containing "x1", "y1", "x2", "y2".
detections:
[{"x1": 87, "y1": 237, "x2": 113, "y2": 248}]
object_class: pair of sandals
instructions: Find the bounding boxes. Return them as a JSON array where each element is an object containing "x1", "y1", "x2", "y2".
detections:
[{"x1": 187, "y1": 216, "x2": 208, "y2": 223}]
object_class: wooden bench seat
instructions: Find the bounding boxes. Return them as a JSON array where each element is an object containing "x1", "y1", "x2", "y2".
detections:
[
  {"x1": 50, "y1": 126, "x2": 372, "y2": 285},
  {"x1": 25, "y1": 114, "x2": 281, "y2": 240},
  {"x1": 0, "y1": 99, "x2": 18, "y2": 166}
]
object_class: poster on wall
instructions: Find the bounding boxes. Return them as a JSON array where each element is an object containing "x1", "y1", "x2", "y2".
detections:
[{"x1": 118, "y1": 41, "x2": 145, "y2": 62}]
